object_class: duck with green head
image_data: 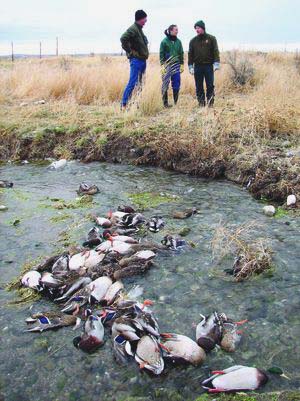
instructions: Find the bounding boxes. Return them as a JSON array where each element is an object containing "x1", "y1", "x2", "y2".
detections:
[{"x1": 73, "y1": 314, "x2": 105, "y2": 352}]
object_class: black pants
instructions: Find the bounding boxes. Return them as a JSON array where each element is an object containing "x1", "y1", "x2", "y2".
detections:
[{"x1": 194, "y1": 64, "x2": 214, "y2": 106}]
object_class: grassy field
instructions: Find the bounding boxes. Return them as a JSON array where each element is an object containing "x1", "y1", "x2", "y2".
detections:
[{"x1": 0, "y1": 52, "x2": 299, "y2": 203}]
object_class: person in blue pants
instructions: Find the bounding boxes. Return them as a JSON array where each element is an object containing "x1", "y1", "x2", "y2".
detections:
[
  {"x1": 122, "y1": 58, "x2": 146, "y2": 107},
  {"x1": 160, "y1": 25, "x2": 184, "y2": 107},
  {"x1": 120, "y1": 10, "x2": 149, "y2": 108}
]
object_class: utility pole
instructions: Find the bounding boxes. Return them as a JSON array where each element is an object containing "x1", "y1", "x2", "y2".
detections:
[
  {"x1": 56, "y1": 37, "x2": 58, "y2": 57},
  {"x1": 39, "y1": 41, "x2": 42, "y2": 59},
  {"x1": 11, "y1": 41, "x2": 14, "y2": 62}
]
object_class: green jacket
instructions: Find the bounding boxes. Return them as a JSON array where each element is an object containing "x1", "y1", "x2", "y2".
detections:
[
  {"x1": 188, "y1": 33, "x2": 220, "y2": 65},
  {"x1": 159, "y1": 36, "x2": 184, "y2": 65},
  {"x1": 120, "y1": 23, "x2": 149, "y2": 60}
]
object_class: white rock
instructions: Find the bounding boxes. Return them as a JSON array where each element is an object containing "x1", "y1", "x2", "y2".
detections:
[
  {"x1": 20, "y1": 102, "x2": 28, "y2": 107},
  {"x1": 49, "y1": 159, "x2": 67, "y2": 170},
  {"x1": 287, "y1": 194, "x2": 296, "y2": 207},
  {"x1": 0, "y1": 205, "x2": 7, "y2": 211},
  {"x1": 263, "y1": 205, "x2": 276, "y2": 217}
]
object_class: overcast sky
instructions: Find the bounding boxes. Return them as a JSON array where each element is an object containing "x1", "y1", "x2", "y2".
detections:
[{"x1": 1, "y1": 0, "x2": 300, "y2": 55}]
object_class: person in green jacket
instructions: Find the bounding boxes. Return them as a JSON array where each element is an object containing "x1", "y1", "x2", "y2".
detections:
[
  {"x1": 160, "y1": 25, "x2": 184, "y2": 107},
  {"x1": 120, "y1": 10, "x2": 149, "y2": 107},
  {"x1": 188, "y1": 20, "x2": 220, "y2": 107}
]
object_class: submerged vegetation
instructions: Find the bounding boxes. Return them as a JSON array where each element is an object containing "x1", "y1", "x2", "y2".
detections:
[
  {"x1": 128, "y1": 191, "x2": 178, "y2": 210},
  {"x1": 42, "y1": 195, "x2": 94, "y2": 210}
]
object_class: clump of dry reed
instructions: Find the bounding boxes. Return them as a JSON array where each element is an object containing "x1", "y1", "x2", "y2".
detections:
[{"x1": 211, "y1": 221, "x2": 273, "y2": 282}]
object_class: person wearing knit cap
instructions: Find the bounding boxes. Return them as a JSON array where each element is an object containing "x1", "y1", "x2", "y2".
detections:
[
  {"x1": 120, "y1": 10, "x2": 149, "y2": 108},
  {"x1": 188, "y1": 20, "x2": 220, "y2": 107},
  {"x1": 159, "y1": 24, "x2": 184, "y2": 107}
]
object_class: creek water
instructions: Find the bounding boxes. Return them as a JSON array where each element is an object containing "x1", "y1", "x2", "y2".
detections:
[{"x1": 0, "y1": 162, "x2": 299, "y2": 401}]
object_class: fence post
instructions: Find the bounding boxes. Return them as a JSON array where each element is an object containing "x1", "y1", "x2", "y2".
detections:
[
  {"x1": 56, "y1": 37, "x2": 58, "y2": 56},
  {"x1": 11, "y1": 41, "x2": 14, "y2": 62},
  {"x1": 39, "y1": 41, "x2": 42, "y2": 59}
]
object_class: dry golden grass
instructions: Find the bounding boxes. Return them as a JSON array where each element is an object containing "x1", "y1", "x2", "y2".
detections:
[
  {"x1": 0, "y1": 51, "x2": 299, "y2": 137},
  {"x1": 211, "y1": 221, "x2": 273, "y2": 281}
]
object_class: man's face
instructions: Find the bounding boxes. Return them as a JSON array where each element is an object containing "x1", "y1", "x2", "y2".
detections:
[
  {"x1": 137, "y1": 17, "x2": 147, "y2": 27},
  {"x1": 195, "y1": 26, "x2": 205, "y2": 35},
  {"x1": 171, "y1": 26, "x2": 179, "y2": 36}
]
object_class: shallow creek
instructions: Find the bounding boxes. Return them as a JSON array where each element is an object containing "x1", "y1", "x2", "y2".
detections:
[{"x1": 0, "y1": 162, "x2": 299, "y2": 401}]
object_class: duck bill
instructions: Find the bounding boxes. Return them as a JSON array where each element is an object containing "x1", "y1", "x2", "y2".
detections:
[{"x1": 208, "y1": 388, "x2": 228, "y2": 393}]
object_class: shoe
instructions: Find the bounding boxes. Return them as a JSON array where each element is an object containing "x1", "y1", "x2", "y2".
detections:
[
  {"x1": 207, "y1": 97, "x2": 214, "y2": 107},
  {"x1": 173, "y1": 90, "x2": 179, "y2": 105},
  {"x1": 163, "y1": 92, "x2": 172, "y2": 108}
]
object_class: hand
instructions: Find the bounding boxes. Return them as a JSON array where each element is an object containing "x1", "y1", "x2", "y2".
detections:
[
  {"x1": 188, "y1": 65, "x2": 194, "y2": 75},
  {"x1": 213, "y1": 62, "x2": 220, "y2": 71},
  {"x1": 129, "y1": 49, "x2": 139, "y2": 58},
  {"x1": 180, "y1": 65, "x2": 184, "y2": 74},
  {"x1": 161, "y1": 65, "x2": 167, "y2": 76}
]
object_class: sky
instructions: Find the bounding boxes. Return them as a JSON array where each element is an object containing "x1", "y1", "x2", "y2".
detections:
[{"x1": 1, "y1": 0, "x2": 300, "y2": 55}]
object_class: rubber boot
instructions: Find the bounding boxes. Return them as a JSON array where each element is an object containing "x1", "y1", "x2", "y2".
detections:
[
  {"x1": 173, "y1": 90, "x2": 179, "y2": 105},
  {"x1": 207, "y1": 96, "x2": 214, "y2": 108},
  {"x1": 198, "y1": 94, "x2": 206, "y2": 107},
  {"x1": 163, "y1": 92, "x2": 172, "y2": 108}
]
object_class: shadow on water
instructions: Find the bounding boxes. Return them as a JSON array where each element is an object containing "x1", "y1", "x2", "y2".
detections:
[{"x1": 0, "y1": 162, "x2": 299, "y2": 400}]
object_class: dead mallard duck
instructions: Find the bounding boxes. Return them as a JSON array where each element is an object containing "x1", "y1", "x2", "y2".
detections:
[
  {"x1": 172, "y1": 207, "x2": 197, "y2": 219},
  {"x1": 77, "y1": 183, "x2": 99, "y2": 196},
  {"x1": 202, "y1": 365, "x2": 268, "y2": 393},
  {"x1": 133, "y1": 335, "x2": 164, "y2": 375},
  {"x1": 73, "y1": 314, "x2": 104, "y2": 352},
  {"x1": 195, "y1": 312, "x2": 224, "y2": 352},
  {"x1": 0, "y1": 180, "x2": 13, "y2": 188},
  {"x1": 160, "y1": 332, "x2": 206, "y2": 366},
  {"x1": 25, "y1": 311, "x2": 81, "y2": 332},
  {"x1": 113, "y1": 260, "x2": 154, "y2": 280}
]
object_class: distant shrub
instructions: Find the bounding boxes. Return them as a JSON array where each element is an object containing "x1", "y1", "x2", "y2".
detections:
[{"x1": 225, "y1": 51, "x2": 255, "y2": 86}]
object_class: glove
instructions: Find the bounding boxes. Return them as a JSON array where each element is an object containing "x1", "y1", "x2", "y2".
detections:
[
  {"x1": 129, "y1": 49, "x2": 139, "y2": 59},
  {"x1": 180, "y1": 64, "x2": 184, "y2": 73},
  {"x1": 188, "y1": 65, "x2": 194, "y2": 75},
  {"x1": 213, "y1": 62, "x2": 220, "y2": 71},
  {"x1": 161, "y1": 65, "x2": 167, "y2": 76}
]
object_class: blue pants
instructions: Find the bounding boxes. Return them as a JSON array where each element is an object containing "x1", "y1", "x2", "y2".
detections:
[
  {"x1": 162, "y1": 63, "x2": 181, "y2": 94},
  {"x1": 194, "y1": 64, "x2": 214, "y2": 106},
  {"x1": 122, "y1": 58, "x2": 146, "y2": 106}
]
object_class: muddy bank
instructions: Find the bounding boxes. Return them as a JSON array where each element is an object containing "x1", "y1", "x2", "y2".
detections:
[{"x1": 0, "y1": 128, "x2": 299, "y2": 204}]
